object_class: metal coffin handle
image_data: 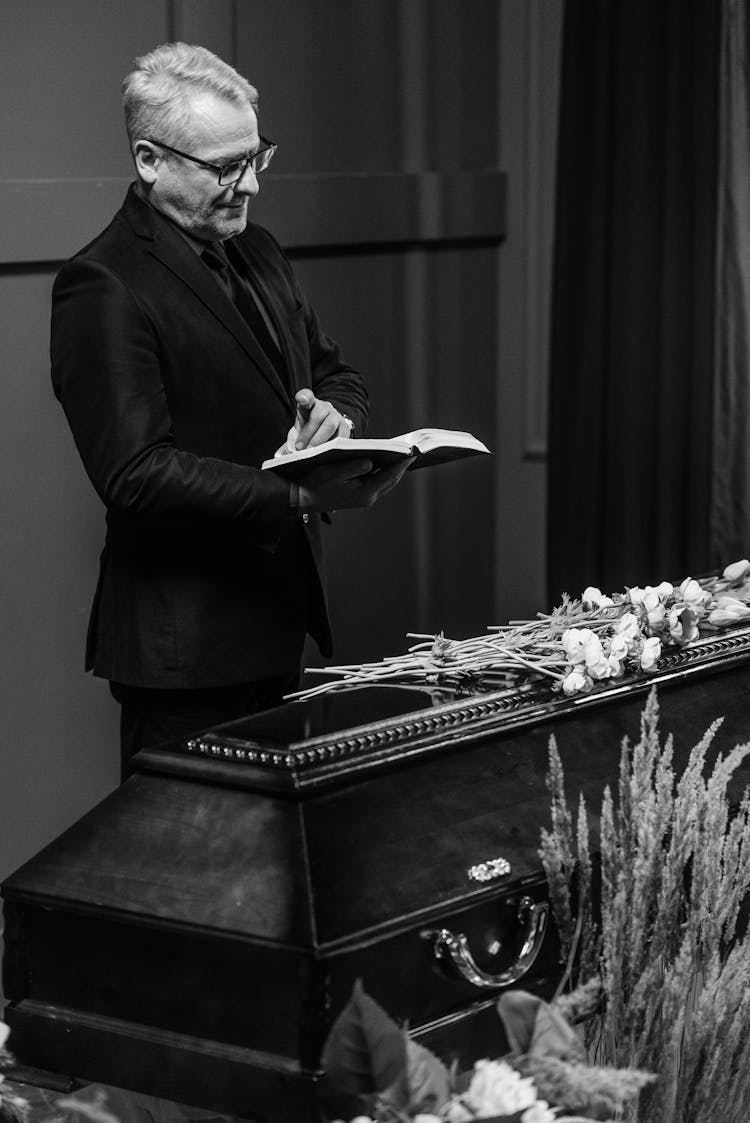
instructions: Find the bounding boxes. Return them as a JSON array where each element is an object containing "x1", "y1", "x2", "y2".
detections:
[{"x1": 421, "y1": 896, "x2": 549, "y2": 990}]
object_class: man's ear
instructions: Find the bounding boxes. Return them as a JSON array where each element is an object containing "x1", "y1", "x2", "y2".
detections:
[{"x1": 133, "y1": 140, "x2": 160, "y2": 185}]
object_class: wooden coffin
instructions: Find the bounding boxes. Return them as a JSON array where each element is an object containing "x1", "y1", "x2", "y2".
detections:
[{"x1": 5, "y1": 625, "x2": 750, "y2": 1121}]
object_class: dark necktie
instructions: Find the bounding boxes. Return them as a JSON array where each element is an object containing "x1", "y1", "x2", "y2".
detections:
[{"x1": 202, "y1": 241, "x2": 287, "y2": 384}]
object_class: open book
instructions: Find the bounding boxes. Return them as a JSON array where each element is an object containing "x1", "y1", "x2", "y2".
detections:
[{"x1": 261, "y1": 427, "x2": 491, "y2": 479}]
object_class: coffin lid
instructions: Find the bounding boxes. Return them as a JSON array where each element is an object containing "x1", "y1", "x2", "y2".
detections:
[{"x1": 137, "y1": 623, "x2": 750, "y2": 795}]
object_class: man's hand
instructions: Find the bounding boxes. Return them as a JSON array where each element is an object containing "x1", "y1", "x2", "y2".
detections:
[
  {"x1": 293, "y1": 388, "x2": 351, "y2": 450},
  {"x1": 298, "y1": 456, "x2": 414, "y2": 513}
]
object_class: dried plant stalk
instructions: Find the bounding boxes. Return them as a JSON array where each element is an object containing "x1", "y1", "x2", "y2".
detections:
[{"x1": 542, "y1": 687, "x2": 750, "y2": 1123}]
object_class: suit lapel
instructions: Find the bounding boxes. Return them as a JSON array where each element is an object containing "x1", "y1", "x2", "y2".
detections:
[
  {"x1": 124, "y1": 188, "x2": 292, "y2": 409},
  {"x1": 228, "y1": 235, "x2": 304, "y2": 398}
]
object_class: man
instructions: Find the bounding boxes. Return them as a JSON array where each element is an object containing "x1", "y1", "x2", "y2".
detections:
[{"x1": 51, "y1": 42, "x2": 409, "y2": 776}]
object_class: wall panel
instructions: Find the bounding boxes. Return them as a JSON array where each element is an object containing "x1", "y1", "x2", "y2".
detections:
[
  {"x1": 1, "y1": 0, "x2": 167, "y2": 179},
  {"x1": 234, "y1": 0, "x2": 403, "y2": 174},
  {"x1": 495, "y1": 0, "x2": 561, "y2": 621},
  {"x1": 170, "y1": 0, "x2": 235, "y2": 60},
  {"x1": 1, "y1": 0, "x2": 174, "y2": 888},
  {"x1": 0, "y1": 271, "x2": 119, "y2": 881},
  {"x1": 426, "y1": 0, "x2": 500, "y2": 169}
]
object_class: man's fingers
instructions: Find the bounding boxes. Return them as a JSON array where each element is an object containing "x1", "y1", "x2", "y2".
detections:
[
  {"x1": 370, "y1": 456, "x2": 414, "y2": 487},
  {"x1": 341, "y1": 456, "x2": 375, "y2": 479},
  {"x1": 302, "y1": 412, "x2": 340, "y2": 448},
  {"x1": 358, "y1": 456, "x2": 415, "y2": 501},
  {"x1": 295, "y1": 388, "x2": 315, "y2": 410},
  {"x1": 297, "y1": 455, "x2": 412, "y2": 512},
  {"x1": 302, "y1": 457, "x2": 374, "y2": 485},
  {"x1": 295, "y1": 402, "x2": 342, "y2": 449}
]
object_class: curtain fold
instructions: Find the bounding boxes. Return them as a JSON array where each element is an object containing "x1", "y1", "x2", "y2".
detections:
[
  {"x1": 710, "y1": 0, "x2": 750, "y2": 563},
  {"x1": 546, "y1": 0, "x2": 720, "y2": 605}
]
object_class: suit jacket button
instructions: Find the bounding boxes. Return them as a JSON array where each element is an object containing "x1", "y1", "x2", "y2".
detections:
[{"x1": 302, "y1": 513, "x2": 310, "y2": 524}]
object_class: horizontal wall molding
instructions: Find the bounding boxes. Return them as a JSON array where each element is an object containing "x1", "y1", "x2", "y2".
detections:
[
  {"x1": 0, "y1": 170, "x2": 506, "y2": 265},
  {"x1": 262, "y1": 170, "x2": 507, "y2": 250}
]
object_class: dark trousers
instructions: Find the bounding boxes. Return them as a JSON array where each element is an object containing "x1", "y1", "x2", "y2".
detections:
[{"x1": 110, "y1": 669, "x2": 300, "y2": 781}]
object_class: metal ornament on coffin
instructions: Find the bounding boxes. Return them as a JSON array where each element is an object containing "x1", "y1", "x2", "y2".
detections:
[{"x1": 421, "y1": 854, "x2": 550, "y2": 989}]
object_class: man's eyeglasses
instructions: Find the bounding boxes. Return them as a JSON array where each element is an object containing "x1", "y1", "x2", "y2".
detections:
[{"x1": 145, "y1": 136, "x2": 277, "y2": 185}]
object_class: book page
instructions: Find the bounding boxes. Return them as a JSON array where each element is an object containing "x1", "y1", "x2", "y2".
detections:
[
  {"x1": 262, "y1": 435, "x2": 412, "y2": 471},
  {"x1": 394, "y1": 428, "x2": 489, "y2": 454}
]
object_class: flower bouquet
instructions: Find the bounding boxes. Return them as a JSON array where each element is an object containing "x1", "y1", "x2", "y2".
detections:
[
  {"x1": 0, "y1": 1024, "x2": 30, "y2": 1123},
  {"x1": 319, "y1": 980, "x2": 652, "y2": 1123},
  {"x1": 291, "y1": 560, "x2": 750, "y2": 701}
]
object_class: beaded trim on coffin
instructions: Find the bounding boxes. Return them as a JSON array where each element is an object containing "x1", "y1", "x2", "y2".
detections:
[{"x1": 183, "y1": 628, "x2": 750, "y2": 771}]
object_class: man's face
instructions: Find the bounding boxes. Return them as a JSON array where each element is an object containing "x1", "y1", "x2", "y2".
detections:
[{"x1": 149, "y1": 91, "x2": 260, "y2": 242}]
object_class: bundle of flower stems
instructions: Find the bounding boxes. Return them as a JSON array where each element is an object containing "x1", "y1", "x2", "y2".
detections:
[
  {"x1": 289, "y1": 562, "x2": 750, "y2": 704},
  {"x1": 289, "y1": 606, "x2": 621, "y2": 702}
]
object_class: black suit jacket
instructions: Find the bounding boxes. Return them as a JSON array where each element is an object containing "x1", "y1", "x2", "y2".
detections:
[{"x1": 51, "y1": 186, "x2": 369, "y2": 688}]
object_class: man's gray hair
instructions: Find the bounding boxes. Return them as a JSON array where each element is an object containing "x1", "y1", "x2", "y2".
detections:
[{"x1": 122, "y1": 42, "x2": 259, "y2": 150}]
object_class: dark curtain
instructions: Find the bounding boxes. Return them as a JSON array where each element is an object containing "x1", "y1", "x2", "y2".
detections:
[
  {"x1": 546, "y1": 0, "x2": 721, "y2": 604},
  {"x1": 711, "y1": 0, "x2": 750, "y2": 563}
]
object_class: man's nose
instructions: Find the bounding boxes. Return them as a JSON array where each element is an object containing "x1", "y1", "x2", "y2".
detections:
[{"x1": 233, "y1": 164, "x2": 259, "y2": 196}]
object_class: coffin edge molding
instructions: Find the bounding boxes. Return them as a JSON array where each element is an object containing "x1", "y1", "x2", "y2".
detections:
[
  {"x1": 4, "y1": 999, "x2": 317, "y2": 1119},
  {"x1": 137, "y1": 625, "x2": 750, "y2": 794}
]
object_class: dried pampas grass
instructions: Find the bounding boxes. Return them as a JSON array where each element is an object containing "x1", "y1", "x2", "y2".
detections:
[{"x1": 541, "y1": 687, "x2": 750, "y2": 1123}]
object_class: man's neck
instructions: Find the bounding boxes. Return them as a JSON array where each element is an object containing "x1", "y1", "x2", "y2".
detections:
[{"x1": 133, "y1": 180, "x2": 210, "y2": 255}]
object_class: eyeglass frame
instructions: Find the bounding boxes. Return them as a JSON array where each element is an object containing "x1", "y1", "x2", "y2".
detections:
[{"x1": 143, "y1": 136, "x2": 278, "y2": 185}]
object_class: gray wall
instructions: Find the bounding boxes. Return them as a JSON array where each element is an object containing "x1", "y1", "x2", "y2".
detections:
[{"x1": 0, "y1": 0, "x2": 560, "y2": 885}]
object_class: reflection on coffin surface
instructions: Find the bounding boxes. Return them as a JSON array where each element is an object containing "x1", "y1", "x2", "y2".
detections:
[{"x1": 4, "y1": 627, "x2": 750, "y2": 1122}]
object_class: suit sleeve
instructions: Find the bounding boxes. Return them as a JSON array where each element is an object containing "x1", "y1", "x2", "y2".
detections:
[{"x1": 51, "y1": 257, "x2": 292, "y2": 549}]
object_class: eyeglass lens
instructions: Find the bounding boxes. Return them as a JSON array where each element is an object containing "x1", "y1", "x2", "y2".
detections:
[{"x1": 219, "y1": 145, "x2": 275, "y2": 185}]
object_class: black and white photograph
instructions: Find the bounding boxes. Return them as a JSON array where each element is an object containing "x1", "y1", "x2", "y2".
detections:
[{"x1": 2, "y1": 3, "x2": 749, "y2": 1122}]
